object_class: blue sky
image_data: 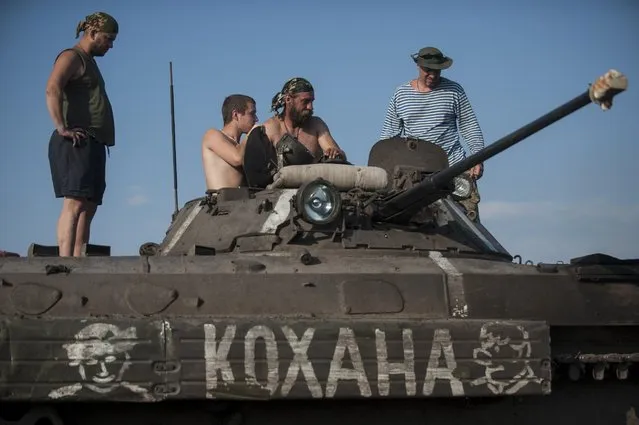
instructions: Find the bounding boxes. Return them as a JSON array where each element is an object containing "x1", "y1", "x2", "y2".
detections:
[{"x1": 1, "y1": 0, "x2": 637, "y2": 263}]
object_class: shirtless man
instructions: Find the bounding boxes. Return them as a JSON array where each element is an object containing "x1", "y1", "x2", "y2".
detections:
[
  {"x1": 201, "y1": 94, "x2": 258, "y2": 190},
  {"x1": 259, "y1": 77, "x2": 346, "y2": 161}
]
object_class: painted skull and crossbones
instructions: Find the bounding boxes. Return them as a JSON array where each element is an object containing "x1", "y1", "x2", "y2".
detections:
[{"x1": 470, "y1": 322, "x2": 543, "y2": 395}]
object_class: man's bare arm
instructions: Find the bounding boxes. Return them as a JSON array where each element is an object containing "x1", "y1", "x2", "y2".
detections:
[
  {"x1": 45, "y1": 51, "x2": 83, "y2": 138},
  {"x1": 202, "y1": 129, "x2": 245, "y2": 167},
  {"x1": 315, "y1": 117, "x2": 347, "y2": 160},
  {"x1": 259, "y1": 119, "x2": 281, "y2": 147}
]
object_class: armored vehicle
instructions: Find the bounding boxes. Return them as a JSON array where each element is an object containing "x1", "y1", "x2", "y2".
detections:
[{"x1": 1, "y1": 70, "x2": 637, "y2": 425}]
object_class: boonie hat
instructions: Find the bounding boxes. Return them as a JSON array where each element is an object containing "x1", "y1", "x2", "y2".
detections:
[{"x1": 411, "y1": 46, "x2": 453, "y2": 69}]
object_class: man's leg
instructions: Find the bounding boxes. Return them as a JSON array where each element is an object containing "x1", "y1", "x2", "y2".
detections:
[
  {"x1": 56, "y1": 196, "x2": 86, "y2": 257},
  {"x1": 71, "y1": 137, "x2": 107, "y2": 256},
  {"x1": 49, "y1": 131, "x2": 104, "y2": 257},
  {"x1": 73, "y1": 201, "x2": 98, "y2": 257},
  {"x1": 49, "y1": 131, "x2": 83, "y2": 256}
]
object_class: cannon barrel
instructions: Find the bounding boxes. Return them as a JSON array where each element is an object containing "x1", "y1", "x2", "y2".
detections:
[{"x1": 375, "y1": 69, "x2": 628, "y2": 221}]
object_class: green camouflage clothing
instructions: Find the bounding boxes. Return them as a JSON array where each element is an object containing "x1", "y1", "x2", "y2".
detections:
[
  {"x1": 271, "y1": 77, "x2": 314, "y2": 117},
  {"x1": 75, "y1": 12, "x2": 119, "y2": 38}
]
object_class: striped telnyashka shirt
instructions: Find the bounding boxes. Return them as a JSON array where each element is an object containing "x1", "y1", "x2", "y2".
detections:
[{"x1": 379, "y1": 77, "x2": 485, "y2": 165}]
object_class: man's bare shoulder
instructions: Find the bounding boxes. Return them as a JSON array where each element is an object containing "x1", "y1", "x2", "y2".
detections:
[
  {"x1": 204, "y1": 127, "x2": 223, "y2": 134},
  {"x1": 261, "y1": 116, "x2": 281, "y2": 130},
  {"x1": 246, "y1": 123, "x2": 264, "y2": 136},
  {"x1": 306, "y1": 116, "x2": 330, "y2": 132},
  {"x1": 49, "y1": 49, "x2": 83, "y2": 82},
  {"x1": 308, "y1": 116, "x2": 327, "y2": 125},
  {"x1": 255, "y1": 116, "x2": 282, "y2": 142},
  {"x1": 202, "y1": 128, "x2": 224, "y2": 146},
  {"x1": 56, "y1": 49, "x2": 82, "y2": 64}
]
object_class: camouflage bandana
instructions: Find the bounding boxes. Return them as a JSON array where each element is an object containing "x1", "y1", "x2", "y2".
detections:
[
  {"x1": 75, "y1": 12, "x2": 119, "y2": 39},
  {"x1": 270, "y1": 77, "x2": 314, "y2": 116}
]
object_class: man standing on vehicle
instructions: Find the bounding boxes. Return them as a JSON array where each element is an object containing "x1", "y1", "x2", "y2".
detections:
[
  {"x1": 46, "y1": 12, "x2": 118, "y2": 256},
  {"x1": 379, "y1": 46, "x2": 485, "y2": 221}
]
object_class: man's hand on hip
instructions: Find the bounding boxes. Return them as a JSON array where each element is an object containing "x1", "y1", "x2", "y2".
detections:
[{"x1": 57, "y1": 127, "x2": 87, "y2": 146}]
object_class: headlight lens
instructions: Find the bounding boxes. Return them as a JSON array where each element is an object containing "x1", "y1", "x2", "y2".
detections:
[
  {"x1": 452, "y1": 176, "x2": 472, "y2": 199},
  {"x1": 296, "y1": 179, "x2": 341, "y2": 225}
]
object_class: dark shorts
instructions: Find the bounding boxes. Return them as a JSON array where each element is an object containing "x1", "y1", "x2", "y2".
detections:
[{"x1": 48, "y1": 130, "x2": 107, "y2": 205}]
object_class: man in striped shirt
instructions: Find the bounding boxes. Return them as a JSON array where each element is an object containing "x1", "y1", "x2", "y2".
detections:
[{"x1": 380, "y1": 46, "x2": 485, "y2": 221}]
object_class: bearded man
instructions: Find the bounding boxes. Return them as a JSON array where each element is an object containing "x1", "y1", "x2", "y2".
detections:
[
  {"x1": 259, "y1": 77, "x2": 347, "y2": 162},
  {"x1": 45, "y1": 12, "x2": 119, "y2": 256}
]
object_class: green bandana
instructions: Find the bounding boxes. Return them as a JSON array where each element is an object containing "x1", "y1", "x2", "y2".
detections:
[
  {"x1": 271, "y1": 77, "x2": 314, "y2": 116},
  {"x1": 75, "y1": 12, "x2": 119, "y2": 39}
]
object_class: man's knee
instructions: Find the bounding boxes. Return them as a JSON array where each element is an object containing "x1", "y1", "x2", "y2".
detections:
[
  {"x1": 62, "y1": 196, "x2": 94, "y2": 216},
  {"x1": 83, "y1": 201, "x2": 99, "y2": 219}
]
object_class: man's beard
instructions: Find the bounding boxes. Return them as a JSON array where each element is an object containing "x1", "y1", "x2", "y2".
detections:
[{"x1": 289, "y1": 107, "x2": 313, "y2": 127}]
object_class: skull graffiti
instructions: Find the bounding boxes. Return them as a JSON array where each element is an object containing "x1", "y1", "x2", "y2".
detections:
[{"x1": 470, "y1": 321, "x2": 543, "y2": 395}]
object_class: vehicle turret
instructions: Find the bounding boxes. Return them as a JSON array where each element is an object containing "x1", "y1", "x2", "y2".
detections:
[{"x1": 150, "y1": 69, "x2": 627, "y2": 258}]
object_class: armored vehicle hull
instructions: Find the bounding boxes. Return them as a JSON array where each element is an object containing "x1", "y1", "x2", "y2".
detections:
[
  {"x1": 1, "y1": 70, "x2": 636, "y2": 425},
  {"x1": 1, "y1": 252, "x2": 638, "y2": 424}
]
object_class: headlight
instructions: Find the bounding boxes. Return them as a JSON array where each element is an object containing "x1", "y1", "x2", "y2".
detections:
[
  {"x1": 452, "y1": 176, "x2": 472, "y2": 199},
  {"x1": 296, "y1": 179, "x2": 342, "y2": 225}
]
